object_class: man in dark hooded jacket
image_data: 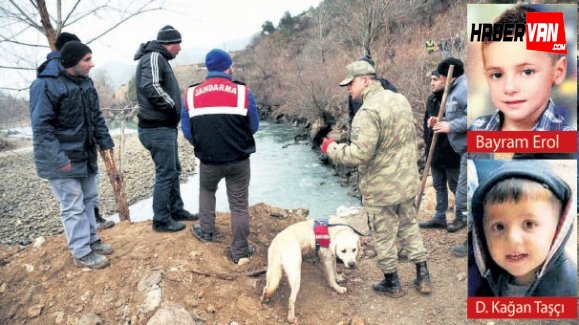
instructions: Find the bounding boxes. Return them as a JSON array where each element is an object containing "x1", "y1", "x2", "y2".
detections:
[
  {"x1": 135, "y1": 25, "x2": 196, "y2": 232},
  {"x1": 419, "y1": 70, "x2": 461, "y2": 229},
  {"x1": 31, "y1": 41, "x2": 115, "y2": 269},
  {"x1": 37, "y1": 32, "x2": 115, "y2": 230}
]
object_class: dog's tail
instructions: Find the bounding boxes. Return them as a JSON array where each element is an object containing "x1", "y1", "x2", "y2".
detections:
[{"x1": 261, "y1": 251, "x2": 283, "y2": 302}]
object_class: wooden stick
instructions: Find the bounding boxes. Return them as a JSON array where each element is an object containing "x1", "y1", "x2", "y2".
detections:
[
  {"x1": 415, "y1": 65, "x2": 455, "y2": 212},
  {"x1": 190, "y1": 267, "x2": 267, "y2": 281},
  {"x1": 100, "y1": 148, "x2": 131, "y2": 222}
]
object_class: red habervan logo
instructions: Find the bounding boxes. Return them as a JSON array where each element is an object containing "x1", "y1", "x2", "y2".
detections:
[{"x1": 526, "y1": 12, "x2": 567, "y2": 54}]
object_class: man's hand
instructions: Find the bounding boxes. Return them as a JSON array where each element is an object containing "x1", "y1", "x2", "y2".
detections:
[
  {"x1": 59, "y1": 163, "x2": 72, "y2": 172},
  {"x1": 427, "y1": 117, "x2": 438, "y2": 128},
  {"x1": 321, "y1": 137, "x2": 336, "y2": 154},
  {"x1": 433, "y1": 121, "x2": 451, "y2": 133}
]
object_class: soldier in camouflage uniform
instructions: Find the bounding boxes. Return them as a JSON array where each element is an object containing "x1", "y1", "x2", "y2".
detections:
[{"x1": 321, "y1": 60, "x2": 432, "y2": 297}]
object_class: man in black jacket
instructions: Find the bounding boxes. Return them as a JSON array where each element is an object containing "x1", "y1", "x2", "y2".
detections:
[
  {"x1": 31, "y1": 41, "x2": 115, "y2": 269},
  {"x1": 135, "y1": 25, "x2": 196, "y2": 232},
  {"x1": 419, "y1": 70, "x2": 461, "y2": 229}
]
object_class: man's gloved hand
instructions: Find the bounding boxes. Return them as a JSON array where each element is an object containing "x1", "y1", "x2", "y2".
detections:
[{"x1": 321, "y1": 137, "x2": 336, "y2": 154}]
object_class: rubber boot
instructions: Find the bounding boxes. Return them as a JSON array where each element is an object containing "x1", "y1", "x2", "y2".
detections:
[
  {"x1": 372, "y1": 272, "x2": 405, "y2": 298},
  {"x1": 414, "y1": 261, "x2": 432, "y2": 294}
]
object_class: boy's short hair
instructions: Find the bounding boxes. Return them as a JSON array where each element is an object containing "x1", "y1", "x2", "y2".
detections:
[
  {"x1": 483, "y1": 178, "x2": 561, "y2": 214},
  {"x1": 472, "y1": 161, "x2": 571, "y2": 223},
  {"x1": 481, "y1": 5, "x2": 565, "y2": 63}
]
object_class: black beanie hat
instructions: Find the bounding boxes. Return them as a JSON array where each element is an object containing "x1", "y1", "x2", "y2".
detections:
[
  {"x1": 437, "y1": 57, "x2": 464, "y2": 77},
  {"x1": 60, "y1": 41, "x2": 92, "y2": 68},
  {"x1": 157, "y1": 25, "x2": 182, "y2": 44},
  {"x1": 55, "y1": 32, "x2": 80, "y2": 51}
]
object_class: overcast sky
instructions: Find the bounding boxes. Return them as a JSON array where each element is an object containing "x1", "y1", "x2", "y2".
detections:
[
  {"x1": 79, "y1": 0, "x2": 321, "y2": 65},
  {"x1": 1, "y1": 0, "x2": 321, "y2": 93}
]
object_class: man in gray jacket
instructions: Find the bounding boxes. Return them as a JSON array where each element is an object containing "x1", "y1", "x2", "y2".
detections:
[
  {"x1": 135, "y1": 25, "x2": 196, "y2": 232},
  {"x1": 428, "y1": 57, "x2": 468, "y2": 237}
]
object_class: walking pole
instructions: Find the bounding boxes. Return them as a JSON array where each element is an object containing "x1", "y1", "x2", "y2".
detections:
[
  {"x1": 415, "y1": 65, "x2": 455, "y2": 211},
  {"x1": 100, "y1": 148, "x2": 131, "y2": 222}
]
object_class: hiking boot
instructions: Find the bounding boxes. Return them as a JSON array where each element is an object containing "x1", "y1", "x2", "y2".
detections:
[
  {"x1": 152, "y1": 218, "x2": 185, "y2": 232},
  {"x1": 419, "y1": 218, "x2": 447, "y2": 229},
  {"x1": 447, "y1": 217, "x2": 467, "y2": 233},
  {"x1": 74, "y1": 251, "x2": 109, "y2": 269},
  {"x1": 452, "y1": 240, "x2": 467, "y2": 257},
  {"x1": 232, "y1": 244, "x2": 255, "y2": 264},
  {"x1": 90, "y1": 239, "x2": 114, "y2": 255},
  {"x1": 95, "y1": 207, "x2": 114, "y2": 230},
  {"x1": 173, "y1": 210, "x2": 199, "y2": 221},
  {"x1": 414, "y1": 261, "x2": 432, "y2": 294},
  {"x1": 372, "y1": 272, "x2": 405, "y2": 298},
  {"x1": 192, "y1": 224, "x2": 213, "y2": 242}
]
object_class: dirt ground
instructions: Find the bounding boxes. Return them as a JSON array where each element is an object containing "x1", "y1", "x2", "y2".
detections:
[{"x1": 0, "y1": 202, "x2": 576, "y2": 325}]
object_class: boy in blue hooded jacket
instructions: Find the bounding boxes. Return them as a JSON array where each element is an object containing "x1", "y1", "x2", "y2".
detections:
[{"x1": 469, "y1": 161, "x2": 576, "y2": 296}]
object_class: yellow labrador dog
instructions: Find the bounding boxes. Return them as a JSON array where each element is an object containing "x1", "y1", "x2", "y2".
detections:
[{"x1": 260, "y1": 216, "x2": 360, "y2": 323}]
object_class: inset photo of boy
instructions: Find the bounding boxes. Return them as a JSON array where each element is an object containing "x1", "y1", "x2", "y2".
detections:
[
  {"x1": 467, "y1": 160, "x2": 577, "y2": 297},
  {"x1": 466, "y1": 4, "x2": 577, "y2": 132}
]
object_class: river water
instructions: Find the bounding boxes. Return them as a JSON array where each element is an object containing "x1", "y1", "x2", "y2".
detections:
[{"x1": 124, "y1": 121, "x2": 361, "y2": 222}]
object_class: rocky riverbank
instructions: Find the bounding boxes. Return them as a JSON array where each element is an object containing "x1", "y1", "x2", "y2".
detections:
[{"x1": 0, "y1": 134, "x2": 196, "y2": 246}]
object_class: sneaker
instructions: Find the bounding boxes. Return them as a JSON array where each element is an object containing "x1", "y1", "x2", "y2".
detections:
[
  {"x1": 152, "y1": 218, "x2": 186, "y2": 232},
  {"x1": 231, "y1": 244, "x2": 255, "y2": 264},
  {"x1": 418, "y1": 218, "x2": 447, "y2": 229},
  {"x1": 173, "y1": 210, "x2": 199, "y2": 221},
  {"x1": 74, "y1": 251, "x2": 109, "y2": 269},
  {"x1": 191, "y1": 224, "x2": 213, "y2": 242},
  {"x1": 90, "y1": 239, "x2": 114, "y2": 255}
]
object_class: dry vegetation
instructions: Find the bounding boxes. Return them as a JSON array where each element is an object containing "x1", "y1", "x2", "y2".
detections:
[{"x1": 235, "y1": 0, "x2": 468, "y2": 137}]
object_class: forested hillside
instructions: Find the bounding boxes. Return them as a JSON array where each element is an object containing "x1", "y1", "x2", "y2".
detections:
[{"x1": 235, "y1": 0, "x2": 468, "y2": 140}]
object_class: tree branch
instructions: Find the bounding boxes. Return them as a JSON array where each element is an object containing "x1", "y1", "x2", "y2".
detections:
[
  {"x1": 60, "y1": 1, "x2": 93, "y2": 27},
  {"x1": 0, "y1": 65, "x2": 36, "y2": 70},
  {"x1": 84, "y1": 6, "x2": 163, "y2": 44},
  {"x1": 0, "y1": 86, "x2": 31, "y2": 92},
  {"x1": 7, "y1": 0, "x2": 43, "y2": 33}
]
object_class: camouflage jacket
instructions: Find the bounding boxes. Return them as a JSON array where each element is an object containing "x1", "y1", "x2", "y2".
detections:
[{"x1": 327, "y1": 82, "x2": 419, "y2": 207}]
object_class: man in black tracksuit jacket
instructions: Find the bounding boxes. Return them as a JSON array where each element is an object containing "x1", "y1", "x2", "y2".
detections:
[{"x1": 134, "y1": 25, "x2": 196, "y2": 233}]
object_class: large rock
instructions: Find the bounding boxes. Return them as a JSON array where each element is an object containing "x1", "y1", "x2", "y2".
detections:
[{"x1": 147, "y1": 304, "x2": 195, "y2": 325}]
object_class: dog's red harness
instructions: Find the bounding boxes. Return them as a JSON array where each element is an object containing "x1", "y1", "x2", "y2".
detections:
[{"x1": 314, "y1": 219, "x2": 330, "y2": 248}]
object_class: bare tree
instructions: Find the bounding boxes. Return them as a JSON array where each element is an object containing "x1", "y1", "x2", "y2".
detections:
[
  {"x1": 329, "y1": 0, "x2": 390, "y2": 57},
  {"x1": 92, "y1": 69, "x2": 115, "y2": 108},
  {"x1": 0, "y1": 0, "x2": 164, "y2": 91}
]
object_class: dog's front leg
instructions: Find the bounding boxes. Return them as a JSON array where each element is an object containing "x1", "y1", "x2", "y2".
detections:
[
  {"x1": 320, "y1": 250, "x2": 347, "y2": 294},
  {"x1": 333, "y1": 257, "x2": 345, "y2": 283}
]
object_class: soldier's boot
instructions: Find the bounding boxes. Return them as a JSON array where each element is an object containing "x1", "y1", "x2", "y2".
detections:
[
  {"x1": 414, "y1": 261, "x2": 432, "y2": 295},
  {"x1": 372, "y1": 271, "x2": 405, "y2": 298},
  {"x1": 95, "y1": 207, "x2": 114, "y2": 230}
]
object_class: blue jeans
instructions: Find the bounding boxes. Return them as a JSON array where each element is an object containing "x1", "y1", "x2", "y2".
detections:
[
  {"x1": 48, "y1": 174, "x2": 99, "y2": 258},
  {"x1": 138, "y1": 127, "x2": 185, "y2": 222}
]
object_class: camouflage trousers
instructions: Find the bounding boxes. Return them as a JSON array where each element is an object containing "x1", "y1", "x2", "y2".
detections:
[{"x1": 366, "y1": 198, "x2": 428, "y2": 273}]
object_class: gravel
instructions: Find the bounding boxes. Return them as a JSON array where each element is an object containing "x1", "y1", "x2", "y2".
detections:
[{"x1": 0, "y1": 135, "x2": 196, "y2": 246}]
